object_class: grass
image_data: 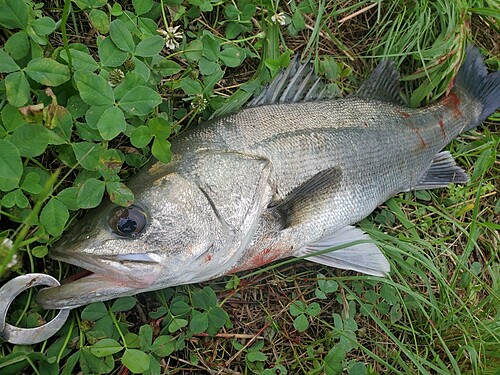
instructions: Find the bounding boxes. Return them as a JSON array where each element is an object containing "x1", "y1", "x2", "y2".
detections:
[{"x1": 0, "y1": 0, "x2": 499, "y2": 374}]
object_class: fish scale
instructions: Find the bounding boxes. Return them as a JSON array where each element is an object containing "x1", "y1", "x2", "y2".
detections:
[
  {"x1": 179, "y1": 97, "x2": 475, "y2": 198},
  {"x1": 184, "y1": 100, "x2": 457, "y2": 233},
  {"x1": 35, "y1": 46, "x2": 499, "y2": 309}
]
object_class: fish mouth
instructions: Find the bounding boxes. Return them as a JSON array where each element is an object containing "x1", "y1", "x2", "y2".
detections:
[
  {"x1": 60, "y1": 269, "x2": 94, "y2": 284},
  {"x1": 36, "y1": 247, "x2": 164, "y2": 310}
]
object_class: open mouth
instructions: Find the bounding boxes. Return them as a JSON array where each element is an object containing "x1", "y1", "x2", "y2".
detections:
[
  {"x1": 51, "y1": 248, "x2": 163, "y2": 282},
  {"x1": 60, "y1": 269, "x2": 93, "y2": 284},
  {"x1": 35, "y1": 252, "x2": 165, "y2": 310}
]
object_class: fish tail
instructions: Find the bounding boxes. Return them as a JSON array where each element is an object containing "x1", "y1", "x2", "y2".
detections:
[{"x1": 454, "y1": 45, "x2": 500, "y2": 130}]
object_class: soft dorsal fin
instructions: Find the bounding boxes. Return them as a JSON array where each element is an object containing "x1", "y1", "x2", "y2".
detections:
[
  {"x1": 354, "y1": 60, "x2": 404, "y2": 104},
  {"x1": 248, "y1": 56, "x2": 337, "y2": 107}
]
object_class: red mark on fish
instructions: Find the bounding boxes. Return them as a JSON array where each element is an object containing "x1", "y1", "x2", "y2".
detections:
[
  {"x1": 414, "y1": 128, "x2": 426, "y2": 148},
  {"x1": 438, "y1": 115, "x2": 446, "y2": 140},
  {"x1": 396, "y1": 110, "x2": 410, "y2": 118},
  {"x1": 401, "y1": 118, "x2": 427, "y2": 149},
  {"x1": 249, "y1": 248, "x2": 277, "y2": 268},
  {"x1": 443, "y1": 92, "x2": 462, "y2": 118},
  {"x1": 231, "y1": 248, "x2": 281, "y2": 273}
]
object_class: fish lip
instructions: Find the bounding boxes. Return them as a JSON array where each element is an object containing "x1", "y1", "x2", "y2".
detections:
[
  {"x1": 49, "y1": 233, "x2": 163, "y2": 276},
  {"x1": 49, "y1": 247, "x2": 164, "y2": 277},
  {"x1": 49, "y1": 245, "x2": 113, "y2": 278}
]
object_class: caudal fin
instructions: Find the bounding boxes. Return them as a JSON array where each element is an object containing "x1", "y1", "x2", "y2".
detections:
[{"x1": 454, "y1": 45, "x2": 500, "y2": 128}]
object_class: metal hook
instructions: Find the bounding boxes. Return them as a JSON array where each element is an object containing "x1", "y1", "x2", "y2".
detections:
[{"x1": 0, "y1": 274, "x2": 70, "y2": 345}]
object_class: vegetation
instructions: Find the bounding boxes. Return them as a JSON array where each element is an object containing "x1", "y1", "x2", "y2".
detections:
[{"x1": 0, "y1": 0, "x2": 498, "y2": 374}]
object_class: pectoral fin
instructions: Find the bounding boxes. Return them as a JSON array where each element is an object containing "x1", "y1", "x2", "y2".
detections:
[
  {"x1": 276, "y1": 166, "x2": 343, "y2": 227},
  {"x1": 296, "y1": 226, "x2": 390, "y2": 276}
]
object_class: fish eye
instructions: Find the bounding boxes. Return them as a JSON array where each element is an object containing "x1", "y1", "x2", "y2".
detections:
[{"x1": 108, "y1": 204, "x2": 147, "y2": 237}]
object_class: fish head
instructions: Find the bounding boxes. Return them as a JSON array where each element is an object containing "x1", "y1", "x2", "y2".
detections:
[{"x1": 37, "y1": 171, "x2": 228, "y2": 309}]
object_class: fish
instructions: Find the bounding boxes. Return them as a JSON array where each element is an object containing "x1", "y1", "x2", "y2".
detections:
[{"x1": 37, "y1": 46, "x2": 500, "y2": 310}]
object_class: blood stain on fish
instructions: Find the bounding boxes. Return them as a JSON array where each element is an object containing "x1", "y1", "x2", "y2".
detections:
[
  {"x1": 439, "y1": 115, "x2": 447, "y2": 140},
  {"x1": 443, "y1": 92, "x2": 462, "y2": 117}
]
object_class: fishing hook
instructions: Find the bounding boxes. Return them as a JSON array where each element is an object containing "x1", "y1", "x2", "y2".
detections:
[{"x1": 0, "y1": 274, "x2": 70, "y2": 345}]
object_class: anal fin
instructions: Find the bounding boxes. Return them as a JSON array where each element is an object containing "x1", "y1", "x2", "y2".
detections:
[
  {"x1": 296, "y1": 226, "x2": 390, "y2": 276},
  {"x1": 413, "y1": 151, "x2": 469, "y2": 190}
]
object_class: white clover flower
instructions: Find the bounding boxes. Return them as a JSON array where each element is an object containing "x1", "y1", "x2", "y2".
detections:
[
  {"x1": 191, "y1": 94, "x2": 208, "y2": 112},
  {"x1": 158, "y1": 26, "x2": 183, "y2": 50},
  {"x1": 1, "y1": 238, "x2": 13, "y2": 250},
  {"x1": 7, "y1": 254, "x2": 18, "y2": 269},
  {"x1": 1, "y1": 238, "x2": 17, "y2": 268},
  {"x1": 108, "y1": 68, "x2": 125, "y2": 87},
  {"x1": 271, "y1": 12, "x2": 287, "y2": 26}
]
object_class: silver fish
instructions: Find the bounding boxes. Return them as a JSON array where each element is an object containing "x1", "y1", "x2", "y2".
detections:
[{"x1": 37, "y1": 46, "x2": 500, "y2": 309}]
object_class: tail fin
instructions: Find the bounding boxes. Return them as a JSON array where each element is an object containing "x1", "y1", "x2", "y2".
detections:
[{"x1": 454, "y1": 45, "x2": 500, "y2": 127}]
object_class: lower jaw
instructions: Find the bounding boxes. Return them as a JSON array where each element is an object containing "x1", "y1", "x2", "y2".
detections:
[{"x1": 36, "y1": 273, "x2": 142, "y2": 310}]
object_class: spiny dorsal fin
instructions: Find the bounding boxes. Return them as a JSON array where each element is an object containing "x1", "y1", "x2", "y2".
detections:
[
  {"x1": 248, "y1": 56, "x2": 337, "y2": 107},
  {"x1": 354, "y1": 60, "x2": 404, "y2": 104}
]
